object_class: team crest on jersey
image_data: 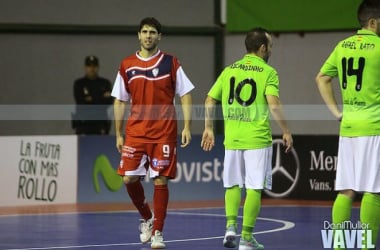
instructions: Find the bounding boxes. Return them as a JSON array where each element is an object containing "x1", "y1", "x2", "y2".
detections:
[
  {"x1": 152, "y1": 158, "x2": 158, "y2": 166},
  {"x1": 152, "y1": 68, "x2": 159, "y2": 77}
]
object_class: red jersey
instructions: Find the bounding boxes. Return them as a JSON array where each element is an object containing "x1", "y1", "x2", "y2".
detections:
[{"x1": 112, "y1": 50, "x2": 194, "y2": 143}]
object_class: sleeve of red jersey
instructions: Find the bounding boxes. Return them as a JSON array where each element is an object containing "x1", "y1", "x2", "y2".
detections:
[
  {"x1": 111, "y1": 63, "x2": 130, "y2": 101},
  {"x1": 172, "y1": 57, "x2": 195, "y2": 97}
]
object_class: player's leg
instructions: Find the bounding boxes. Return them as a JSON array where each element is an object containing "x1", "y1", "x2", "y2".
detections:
[
  {"x1": 332, "y1": 190, "x2": 355, "y2": 225},
  {"x1": 332, "y1": 136, "x2": 380, "y2": 249},
  {"x1": 225, "y1": 185, "x2": 242, "y2": 229},
  {"x1": 332, "y1": 190, "x2": 355, "y2": 250},
  {"x1": 148, "y1": 142, "x2": 177, "y2": 249},
  {"x1": 123, "y1": 175, "x2": 153, "y2": 221},
  {"x1": 360, "y1": 192, "x2": 380, "y2": 250},
  {"x1": 150, "y1": 176, "x2": 169, "y2": 249},
  {"x1": 357, "y1": 136, "x2": 380, "y2": 249},
  {"x1": 223, "y1": 150, "x2": 244, "y2": 248},
  {"x1": 239, "y1": 147, "x2": 271, "y2": 250},
  {"x1": 124, "y1": 175, "x2": 154, "y2": 243},
  {"x1": 152, "y1": 176, "x2": 169, "y2": 235},
  {"x1": 332, "y1": 190, "x2": 355, "y2": 222},
  {"x1": 332, "y1": 137, "x2": 356, "y2": 249},
  {"x1": 241, "y1": 189, "x2": 261, "y2": 240},
  {"x1": 224, "y1": 185, "x2": 241, "y2": 248},
  {"x1": 118, "y1": 142, "x2": 153, "y2": 243}
]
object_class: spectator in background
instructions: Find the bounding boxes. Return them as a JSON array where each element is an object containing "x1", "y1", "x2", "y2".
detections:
[{"x1": 73, "y1": 55, "x2": 113, "y2": 135}]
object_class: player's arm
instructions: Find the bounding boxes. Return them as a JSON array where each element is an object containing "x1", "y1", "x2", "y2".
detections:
[
  {"x1": 201, "y1": 95, "x2": 217, "y2": 151},
  {"x1": 114, "y1": 99, "x2": 127, "y2": 153},
  {"x1": 315, "y1": 72, "x2": 342, "y2": 120},
  {"x1": 180, "y1": 93, "x2": 192, "y2": 148},
  {"x1": 266, "y1": 95, "x2": 293, "y2": 153}
]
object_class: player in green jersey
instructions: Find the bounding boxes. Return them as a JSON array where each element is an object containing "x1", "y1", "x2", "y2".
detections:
[
  {"x1": 201, "y1": 27, "x2": 293, "y2": 250},
  {"x1": 316, "y1": 1, "x2": 380, "y2": 249}
]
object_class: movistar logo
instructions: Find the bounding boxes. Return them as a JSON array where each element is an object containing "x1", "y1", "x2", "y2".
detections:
[{"x1": 93, "y1": 154, "x2": 123, "y2": 193}]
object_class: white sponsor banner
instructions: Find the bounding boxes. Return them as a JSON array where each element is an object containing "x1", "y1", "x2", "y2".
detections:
[{"x1": 0, "y1": 135, "x2": 77, "y2": 206}]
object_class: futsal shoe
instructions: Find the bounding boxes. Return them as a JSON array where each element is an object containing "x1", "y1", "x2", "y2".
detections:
[
  {"x1": 139, "y1": 216, "x2": 154, "y2": 243},
  {"x1": 238, "y1": 237, "x2": 264, "y2": 250},
  {"x1": 223, "y1": 225, "x2": 237, "y2": 248},
  {"x1": 151, "y1": 230, "x2": 166, "y2": 249}
]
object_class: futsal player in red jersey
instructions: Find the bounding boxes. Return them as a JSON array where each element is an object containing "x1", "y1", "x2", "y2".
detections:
[{"x1": 111, "y1": 17, "x2": 194, "y2": 249}]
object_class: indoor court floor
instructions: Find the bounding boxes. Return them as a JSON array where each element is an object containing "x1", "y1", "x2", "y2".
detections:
[{"x1": 0, "y1": 200, "x2": 361, "y2": 250}]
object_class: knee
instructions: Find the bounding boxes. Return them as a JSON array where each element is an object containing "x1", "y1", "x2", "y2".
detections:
[
  {"x1": 123, "y1": 175, "x2": 139, "y2": 184},
  {"x1": 153, "y1": 176, "x2": 168, "y2": 185},
  {"x1": 339, "y1": 189, "x2": 356, "y2": 200}
]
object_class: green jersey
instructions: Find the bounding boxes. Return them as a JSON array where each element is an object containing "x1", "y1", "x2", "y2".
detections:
[
  {"x1": 208, "y1": 54, "x2": 279, "y2": 149},
  {"x1": 320, "y1": 29, "x2": 380, "y2": 137}
]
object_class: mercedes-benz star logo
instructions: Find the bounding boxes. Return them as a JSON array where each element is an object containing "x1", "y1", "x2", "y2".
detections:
[{"x1": 264, "y1": 139, "x2": 300, "y2": 198}]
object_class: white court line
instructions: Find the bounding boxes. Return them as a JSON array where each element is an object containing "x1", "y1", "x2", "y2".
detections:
[
  {"x1": 2, "y1": 210, "x2": 295, "y2": 250},
  {"x1": 168, "y1": 211, "x2": 295, "y2": 235}
]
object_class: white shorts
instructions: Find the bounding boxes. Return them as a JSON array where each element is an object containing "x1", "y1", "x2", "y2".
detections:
[
  {"x1": 223, "y1": 146, "x2": 272, "y2": 190},
  {"x1": 335, "y1": 136, "x2": 380, "y2": 192}
]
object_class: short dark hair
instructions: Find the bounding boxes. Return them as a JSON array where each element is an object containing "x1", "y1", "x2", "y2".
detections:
[
  {"x1": 245, "y1": 27, "x2": 269, "y2": 53},
  {"x1": 358, "y1": 0, "x2": 380, "y2": 27},
  {"x1": 139, "y1": 17, "x2": 162, "y2": 33}
]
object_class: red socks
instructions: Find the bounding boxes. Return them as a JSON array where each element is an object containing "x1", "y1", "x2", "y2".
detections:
[
  {"x1": 153, "y1": 184, "x2": 169, "y2": 233},
  {"x1": 126, "y1": 181, "x2": 169, "y2": 233},
  {"x1": 125, "y1": 181, "x2": 152, "y2": 221}
]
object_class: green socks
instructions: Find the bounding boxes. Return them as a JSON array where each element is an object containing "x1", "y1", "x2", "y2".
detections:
[
  {"x1": 333, "y1": 193, "x2": 353, "y2": 225},
  {"x1": 332, "y1": 193, "x2": 353, "y2": 250},
  {"x1": 241, "y1": 189, "x2": 261, "y2": 241},
  {"x1": 331, "y1": 193, "x2": 380, "y2": 250},
  {"x1": 225, "y1": 185, "x2": 241, "y2": 228},
  {"x1": 225, "y1": 187, "x2": 262, "y2": 241},
  {"x1": 360, "y1": 193, "x2": 380, "y2": 250}
]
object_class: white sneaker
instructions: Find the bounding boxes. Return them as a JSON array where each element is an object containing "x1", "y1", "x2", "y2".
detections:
[
  {"x1": 139, "y1": 216, "x2": 153, "y2": 243},
  {"x1": 151, "y1": 230, "x2": 166, "y2": 249},
  {"x1": 239, "y1": 237, "x2": 264, "y2": 250},
  {"x1": 223, "y1": 225, "x2": 237, "y2": 248}
]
